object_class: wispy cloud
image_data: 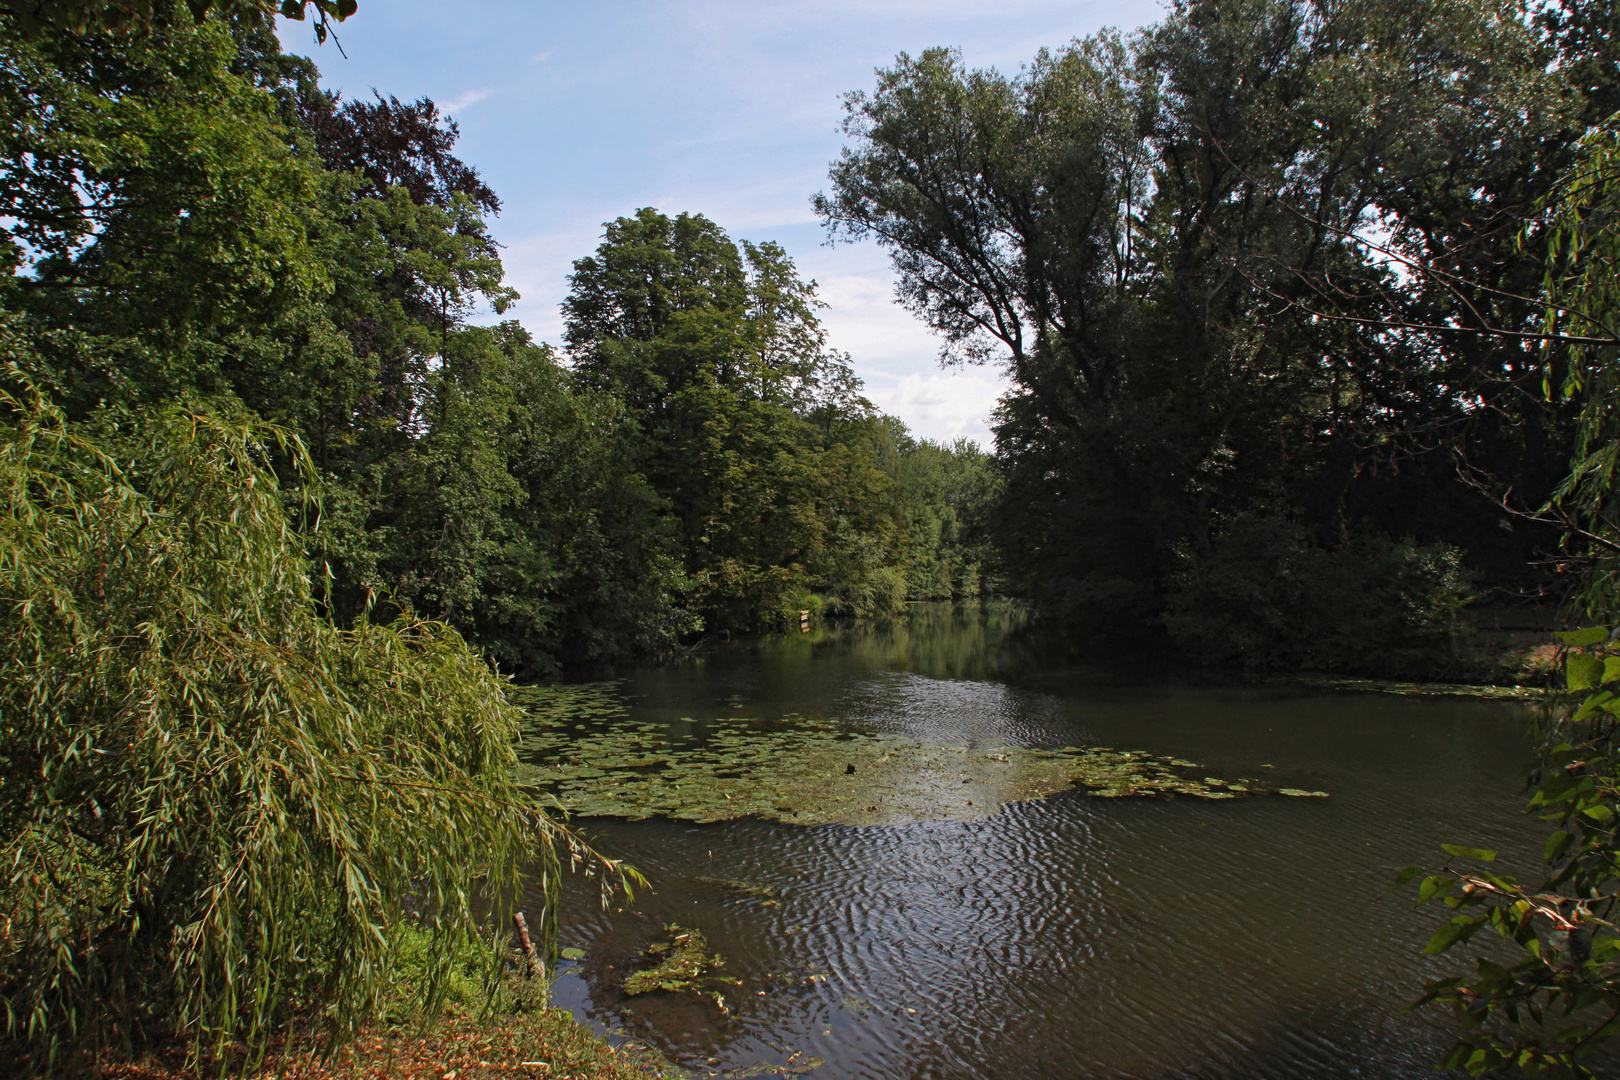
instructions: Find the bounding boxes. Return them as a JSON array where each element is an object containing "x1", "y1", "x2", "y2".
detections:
[
  {"x1": 531, "y1": 48, "x2": 554, "y2": 63},
  {"x1": 444, "y1": 88, "x2": 492, "y2": 112}
]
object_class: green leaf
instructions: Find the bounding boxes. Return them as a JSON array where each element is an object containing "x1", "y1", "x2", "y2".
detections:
[
  {"x1": 1392, "y1": 865, "x2": 1427, "y2": 890},
  {"x1": 1545, "y1": 830, "x2": 1574, "y2": 862},
  {"x1": 1558, "y1": 627, "x2": 1611, "y2": 647},
  {"x1": 1418, "y1": 875, "x2": 1454, "y2": 904},
  {"x1": 1567, "y1": 652, "x2": 1605, "y2": 690},
  {"x1": 1424, "y1": 916, "x2": 1479, "y2": 955},
  {"x1": 1441, "y1": 844, "x2": 1498, "y2": 863},
  {"x1": 1438, "y1": 1042, "x2": 1472, "y2": 1070}
]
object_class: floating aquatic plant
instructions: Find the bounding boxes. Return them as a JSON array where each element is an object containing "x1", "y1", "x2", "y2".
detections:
[
  {"x1": 726, "y1": 1058, "x2": 825, "y2": 1078},
  {"x1": 622, "y1": 925, "x2": 738, "y2": 1002},
  {"x1": 695, "y1": 877, "x2": 782, "y2": 904},
  {"x1": 511, "y1": 682, "x2": 1327, "y2": 826}
]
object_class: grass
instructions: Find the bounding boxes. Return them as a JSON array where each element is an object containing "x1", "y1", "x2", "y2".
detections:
[
  {"x1": 81, "y1": 924, "x2": 682, "y2": 1080},
  {"x1": 95, "y1": 983, "x2": 679, "y2": 1080}
]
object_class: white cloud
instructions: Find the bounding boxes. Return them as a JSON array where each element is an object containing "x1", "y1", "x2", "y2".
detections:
[
  {"x1": 531, "y1": 48, "x2": 554, "y2": 63},
  {"x1": 801, "y1": 261, "x2": 1012, "y2": 445},
  {"x1": 864, "y1": 369, "x2": 1010, "y2": 448},
  {"x1": 444, "y1": 88, "x2": 492, "y2": 112}
]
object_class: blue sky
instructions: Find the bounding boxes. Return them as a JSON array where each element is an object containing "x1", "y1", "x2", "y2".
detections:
[{"x1": 281, "y1": 0, "x2": 1162, "y2": 445}]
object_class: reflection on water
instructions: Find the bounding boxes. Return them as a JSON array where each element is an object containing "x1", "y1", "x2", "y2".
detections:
[{"x1": 525, "y1": 603, "x2": 1543, "y2": 1080}]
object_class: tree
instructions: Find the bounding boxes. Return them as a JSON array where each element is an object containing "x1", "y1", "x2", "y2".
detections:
[
  {"x1": 300, "y1": 91, "x2": 501, "y2": 217},
  {"x1": 0, "y1": 356, "x2": 582, "y2": 1070},
  {"x1": 817, "y1": 0, "x2": 1579, "y2": 668},
  {"x1": 0, "y1": 11, "x2": 329, "y2": 409},
  {"x1": 872, "y1": 418, "x2": 999, "y2": 600},
  {"x1": 563, "y1": 209, "x2": 908, "y2": 628},
  {"x1": 366, "y1": 322, "x2": 696, "y2": 677},
  {"x1": 2, "y1": 0, "x2": 353, "y2": 42}
]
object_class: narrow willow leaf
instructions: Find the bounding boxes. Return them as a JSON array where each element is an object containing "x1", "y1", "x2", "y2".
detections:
[{"x1": 1440, "y1": 845, "x2": 1498, "y2": 863}]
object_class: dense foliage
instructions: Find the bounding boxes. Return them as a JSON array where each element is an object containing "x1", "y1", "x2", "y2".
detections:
[
  {"x1": 869, "y1": 420, "x2": 998, "y2": 601},
  {"x1": 562, "y1": 208, "x2": 913, "y2": 628},
  {"x1": 0, "y1": 2, "x2": 923, "y2": 1067},
  {"x1": 0, "y1": 5, "x2": 971, "y2": 683},
  {"x1": 0, "y1": 366, "x2": 562, "y2": 1071},
  {"x1": 816, "y1": 0, "x2": 1617, "y2": 672},
  {"x1": 1397, "y1": 119, "x2": 1620, "y2": 1080}
]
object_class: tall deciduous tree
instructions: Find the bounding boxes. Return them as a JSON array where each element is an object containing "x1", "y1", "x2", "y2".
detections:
[
  {"x1": 818, "y1": 0, "x2": 1584, "y2": 670},
  {"x1": 564, "y1": 209, "x2": 909, "y2": 628}
]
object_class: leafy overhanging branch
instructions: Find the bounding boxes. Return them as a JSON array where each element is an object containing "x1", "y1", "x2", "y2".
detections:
[
  {"x1": 0, "y1": 347, "x2": 629, "y2": 1072},
  {"x1": 1, "y1": 0, "x2": 354, "y2": 43}
]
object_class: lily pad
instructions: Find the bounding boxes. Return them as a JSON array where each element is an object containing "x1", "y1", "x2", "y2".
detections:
[{"x1": 511, "y1": 682, "x2": 1327, "y2": 825}]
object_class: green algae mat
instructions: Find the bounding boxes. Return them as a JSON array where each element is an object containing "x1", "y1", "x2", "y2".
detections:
[
  {"x1": 622, "y1": 925, "x2": 737, "y2": 1000},
  {"x1": 508, "y1": 682, "x2": 1326, "y2": 827}
]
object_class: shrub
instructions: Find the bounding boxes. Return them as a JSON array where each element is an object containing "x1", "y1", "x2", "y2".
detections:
[{"x1": 1163, "y1": 510, "x2": 1474, "y2": 675}]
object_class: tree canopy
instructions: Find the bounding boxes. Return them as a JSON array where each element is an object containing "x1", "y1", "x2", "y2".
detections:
[{"x1": 817, "y1": 0, "x2": 1600, "y2": 673}]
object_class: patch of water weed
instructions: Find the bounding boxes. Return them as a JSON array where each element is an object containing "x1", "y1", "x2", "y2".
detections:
[
  {"x1": 511, "y1": 683, "x2": 1327, "y2": 826},
  {"x1": 1276, "y1": 674, "x2": 1541, "y2": 700},
  {"x1": 695, "y1": 877, "x2": 782, "y2": 904},
  {"x1": 505, "y1": 680, "x2": 631, "y2": 722},
  {"x1": 622, "y1": 925, "x2": 739, "y2": 1012},
  {"x1": 726, "y1": 1057, "x2": 825, "y2": 1078}
]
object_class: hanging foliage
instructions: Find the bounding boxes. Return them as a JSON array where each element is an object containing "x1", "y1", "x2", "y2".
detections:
[
  {"x1": 1400, "y1": 123, "x2": 1620, "y2": 1080},
  {"x1": 0, "y1": 359, "x2": 595, "y2": 1071}
]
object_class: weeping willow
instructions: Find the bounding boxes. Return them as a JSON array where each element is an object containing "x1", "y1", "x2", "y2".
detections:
[
  {"x1": 0, "y1": 366, "x2": 587, "y2": 1070},
  {"x1": 1401, "y1": 125, "x2": 1620, "y2": 1078},
  {"x1": 1548, "y1": 121, "x2": 1620, "y2": 617}
]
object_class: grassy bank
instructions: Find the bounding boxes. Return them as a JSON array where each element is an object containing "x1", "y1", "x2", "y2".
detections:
[{"x1": 96, "y1": 984, "x2": 678, "y2": 1080}]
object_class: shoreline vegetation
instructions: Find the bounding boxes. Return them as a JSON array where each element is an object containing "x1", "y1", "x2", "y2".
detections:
[
  {"x1": 9, "y1": 0, "x2": 1620, "y2": 1073},
  {"x1": 90, "y1": 924, "x2": 682, "y2": 1080},
  {"x1": 100, "y1": 1010, "x2": 673, "y2": 1080}
]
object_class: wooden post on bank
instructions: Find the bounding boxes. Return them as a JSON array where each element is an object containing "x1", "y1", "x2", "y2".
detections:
[
  {"x1": 512, "y1": 911, "x2": 543, "y2": 979},
  {"x1": 799, "y1": 610, "x2": 810, "y2": 633}
]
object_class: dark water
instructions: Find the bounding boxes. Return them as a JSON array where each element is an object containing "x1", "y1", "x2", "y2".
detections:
[{"x1": 524, "y1": 603, "x2": 1542, "y2": 1079}]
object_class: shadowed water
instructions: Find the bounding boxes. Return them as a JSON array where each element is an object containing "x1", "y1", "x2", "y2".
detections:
[{"x1": 523, "y1": 603, "x2": 1543, "y2": 1079}]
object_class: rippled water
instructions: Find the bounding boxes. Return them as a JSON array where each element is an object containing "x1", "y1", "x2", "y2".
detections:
[{"x1": 523, "y1": 604, "x2": 1543, "y2": 1079}]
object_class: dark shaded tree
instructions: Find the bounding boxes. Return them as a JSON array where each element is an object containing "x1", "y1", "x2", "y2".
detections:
[{"x1": 818, "y1": 0, "x2": 1591, "y2": 670}]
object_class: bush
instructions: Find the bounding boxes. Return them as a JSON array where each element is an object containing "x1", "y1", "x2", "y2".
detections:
[
  {"x1": 0, "y1": 374, "x2": 573, "y2": 1071},
  {"x1": 1163, "y1": 510, "x2": 1473, "y2": 675}
]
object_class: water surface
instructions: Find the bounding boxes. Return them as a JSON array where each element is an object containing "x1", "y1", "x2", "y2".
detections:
[{"x1": 524, "y1": 604, "x2": 1541, "y2": 1079}]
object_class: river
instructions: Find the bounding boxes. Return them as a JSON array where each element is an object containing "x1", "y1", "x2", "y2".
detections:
[{"x1": 519, "y1": 602, "x2": 1543, "y2": 1080}]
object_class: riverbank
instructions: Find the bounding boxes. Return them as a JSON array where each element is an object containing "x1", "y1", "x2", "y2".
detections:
[{"x1": 96, "y1": 981, "x2": 678, "y2": 1080}]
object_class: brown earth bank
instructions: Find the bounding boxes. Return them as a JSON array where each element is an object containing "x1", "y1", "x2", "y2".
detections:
[
  {"x1": 1456, "y1": 602, "x2": 1563, "y2": 686},
  {"x1": 87, "y1": 995, "x2": 677, "y2": 1080}
]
